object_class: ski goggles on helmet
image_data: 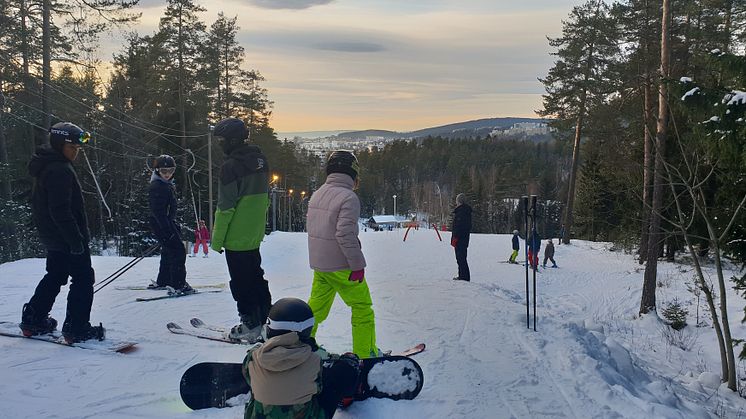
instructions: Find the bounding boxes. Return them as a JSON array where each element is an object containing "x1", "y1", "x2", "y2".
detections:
[
  {"x1": 79, "y1": 131, "x2": 91, "y2": 144},
  {"x1": 158, "y1": 167, "x2": 176, "y2": 176}
]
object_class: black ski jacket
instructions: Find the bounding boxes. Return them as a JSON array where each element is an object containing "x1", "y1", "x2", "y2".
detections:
[
  {"x1": 28, "y1": 145, "x2": 90, "y2": 252},
  {"x1": 512, "y1": 234, "x2": 519, "y2": 251},
  {"x1": 452, "y1": 204, "x2": 472, "y2": 246},
  {"x1": 149, "y1": 173, "x2": 180, "y2": 242}
]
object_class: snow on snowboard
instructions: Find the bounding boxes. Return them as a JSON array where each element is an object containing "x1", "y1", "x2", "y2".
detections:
[
  {"x1": 180, "y1": 354, "x2": 425, "y2": 410},
  {"x1": 0, "y1": 321, "x2": 136, "y2": 353}
]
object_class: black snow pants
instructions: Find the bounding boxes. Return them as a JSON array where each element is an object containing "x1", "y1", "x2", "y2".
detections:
[
  {"x1": 225, "y1": 249, "x2": 272, "y2": 326},
  {"x1": 27, "y1": 248, "x2": 94, "y2": 327},
  {"x1": 455, "y1": 242, "x2": 470, "y2": 281},
  {"x1": 156, "y1": 239, "x2": 187, "y2": 288}
]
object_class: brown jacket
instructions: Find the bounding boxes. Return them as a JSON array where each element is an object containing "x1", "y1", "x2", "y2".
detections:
[
  {"x1": 306, "y1": 173, "x2": 366, "y2": 272},
  {"x1": 247, "y1": 332, "x2": 322, "y2": 406}
]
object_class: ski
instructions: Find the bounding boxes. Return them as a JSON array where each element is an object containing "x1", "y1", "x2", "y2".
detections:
[
  {"x1": 136, "y1": 289, "x2": 222, "y2": 302},
  {"x1": 190, "y1": 317, "x2": 227, "y2": 333},
  {"x1": 116, "y1": 283, "x2": 225, "y2": 291},
  {"x1": 0, "y1": 321, "x2": 136, "y2": 353},
  {"x1": 167, "y1": 322, "x2": 262, "y2": 345},
  {"x1": 396, "y1": 343, "x2": 426, "y2": 357}
]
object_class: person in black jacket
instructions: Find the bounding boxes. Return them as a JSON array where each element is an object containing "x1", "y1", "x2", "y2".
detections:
[
  {"x1": 451, "y1": 193, "x2": 472, "y2": 281},
  {"x1": 148, "y1": 155, "x2": 191, "y2": 293},
  {"x1": 20, "y1": 122, "x2": 105, "y2": 343}
]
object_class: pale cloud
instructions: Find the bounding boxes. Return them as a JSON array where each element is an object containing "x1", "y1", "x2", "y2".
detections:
[
  {"x1": 98, "y1": 0, "x2": 582, "y2": 131},
  {"x1": 248, "y1": 0, "x2": 334, "y2": 10}
]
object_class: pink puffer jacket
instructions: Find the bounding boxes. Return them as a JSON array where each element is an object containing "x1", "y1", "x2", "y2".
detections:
[{"x1": 306, "y1": 173, "x2": 366, "y2": 272}]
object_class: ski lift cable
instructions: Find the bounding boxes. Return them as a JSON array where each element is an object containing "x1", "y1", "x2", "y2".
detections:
[{"x1": 81, "y1": 148, "x2": 113, "y2": 220}]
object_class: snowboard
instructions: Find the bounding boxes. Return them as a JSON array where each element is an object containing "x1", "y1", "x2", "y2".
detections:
[
  {"x1": 180, "y1": 354, "x2": 424, "y2": 410},
  {"x1": 136, "y1": 288, "x2": 222, "y2": 302},
  {"x1": 0, "y1": 321, "x2": 136, "y2": 353}
]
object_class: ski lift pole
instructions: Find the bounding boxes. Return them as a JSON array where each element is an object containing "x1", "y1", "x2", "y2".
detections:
[
  {"x1": 522, "y1": 195, "x2": 529, "y2": 329},
  {"x1": 530, "y1": 195, "x2": 538, "y2": 332},
  {"x1": 81, "y1": 148, "x2": 112, "y2": 220},
  {"x1": 93, "y1": 243, "x2": 159, "y2": 294}
]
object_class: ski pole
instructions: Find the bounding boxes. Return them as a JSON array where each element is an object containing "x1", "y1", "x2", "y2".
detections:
[
  {"x1": 93, "y1": 243, "x2": 159, "y2": 294},
  {"x1": 522, "y1": 196, "x2": 529, "y2": 329},
  {"x1": 94, "y1": 243, "x2": 158, "y2": 286},
  {"x1": 530, "y1": 195, "x2": 537, "y2": 332}
]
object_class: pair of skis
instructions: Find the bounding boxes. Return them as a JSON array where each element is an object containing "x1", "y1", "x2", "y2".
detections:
[
  {"x1": 166, "y1": 318, "x2": 254, "y2": 345},
  {"x1": 115, "y1": 283, "x2": 225, "y2": 302}
]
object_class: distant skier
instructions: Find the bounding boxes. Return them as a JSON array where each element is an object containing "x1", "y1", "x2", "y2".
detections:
[
  {"x1": 20, "y1": 122, "x2": 105, "y2": 343},
  {"x1": 241, "y1": 298, "x2": 360, "y2": 418},
  {"x1": 543, "y1": 239, "x2": 558, "y2": 268},
  {"x1": 148, "y1": 154, "x2": 192, "y2": 293},
  {"x1": 192, "y1": 219, "x2": 209, "y2": 257},
  {"x1": 559, "y1": 223, "x2": 566, "y2": 245},
  {"x1": 528, "y1": 230, "x2": 541, "y2": 270},
  {"x1": 451, "y1": 193, "x2": 472, "y2": 281},
  {"x1": 307, "y1": 150, "x2": 380, "y2": 358},
  {"x1": 211, "y1": 117, "x2": 271, "y2": 342},
  {"x1": 508, "y1": 229, "x2": 520, "y2": 264}
]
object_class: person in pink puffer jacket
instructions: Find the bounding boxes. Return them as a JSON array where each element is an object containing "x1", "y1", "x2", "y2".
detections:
[{"x1": 306, "y1": 150, "x2": 379, "y2": 358}]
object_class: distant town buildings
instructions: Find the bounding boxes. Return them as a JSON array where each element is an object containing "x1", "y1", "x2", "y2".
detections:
[{"x1": 490, "y1": 122, "x2": 551, "y2": 137}]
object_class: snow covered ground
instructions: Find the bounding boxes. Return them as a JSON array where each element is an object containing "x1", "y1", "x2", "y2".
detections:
[{"x1": 1, "y1": 229, "x2": 745, "y2": 418}]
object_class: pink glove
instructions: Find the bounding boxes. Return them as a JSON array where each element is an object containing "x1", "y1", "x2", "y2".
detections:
[{"x1": 349, "y1": 269, "x2": 365, "y2": 283}]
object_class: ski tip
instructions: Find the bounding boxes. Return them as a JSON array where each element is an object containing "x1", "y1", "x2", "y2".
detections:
[
  {"x1": 190, "y1": 318, "x2": 205, "y2": 328},
  {"x1": 166, "y1": 322, "x2": 181, "y2": 330}
]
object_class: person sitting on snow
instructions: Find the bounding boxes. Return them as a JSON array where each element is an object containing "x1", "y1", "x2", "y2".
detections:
[{"x1": 242, "y1": 297, "x2": 360, "y2": 419}]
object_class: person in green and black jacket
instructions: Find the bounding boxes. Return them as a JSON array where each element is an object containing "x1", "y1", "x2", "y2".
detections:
[{"x1": 211, "y1": 117, "x2": 271, "y2": 342}]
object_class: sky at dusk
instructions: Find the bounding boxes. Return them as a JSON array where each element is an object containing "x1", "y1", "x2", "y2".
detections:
[{"x1": 100, "y1": 0, "x2": 583, "y2": 132}]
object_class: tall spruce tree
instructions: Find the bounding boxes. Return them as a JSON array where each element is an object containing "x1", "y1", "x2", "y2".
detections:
[{"x1": 539, "y1": 0, "x2": 620, "y2": 244}]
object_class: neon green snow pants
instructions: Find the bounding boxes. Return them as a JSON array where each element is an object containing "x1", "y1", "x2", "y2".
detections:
[
  {"x1": 308, "y1": 270, "x2": 377, "y2": 358},
  {"x1": 509, "y1": 249, "x2": 519, "y2": 262}
]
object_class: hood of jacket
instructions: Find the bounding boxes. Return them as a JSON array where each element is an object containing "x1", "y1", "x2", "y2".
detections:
[
  {"x1": 28, "y1": 145, "x2": 67, "y2": 178},
  {"x1": 248, "y1": 332, "x2": 321, "y2": 406},
  {"x1": 252, "y1": 332, "x2": 315, "y2": 372},
  {"x1": 455, "y1": 203, "x2": 472, "y2": 215}
]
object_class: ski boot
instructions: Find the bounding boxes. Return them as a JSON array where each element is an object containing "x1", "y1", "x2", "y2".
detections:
[
  {"x1": 19, "y1": 304, "x2": 58, "y2": 336},
  {"x1": 62, "y1": 321, "x2": 105, "y2": 343},
  {"x1": 147, "y1": 281, "x2": 167, "y2": 290},
  {"x1": 228, "y1": 313, "x2": 263, "y2": 343}
]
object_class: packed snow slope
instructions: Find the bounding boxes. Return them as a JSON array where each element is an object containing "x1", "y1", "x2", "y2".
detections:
[{"x1": 1, "y1": 229, "x2": 745, "y2": 418}]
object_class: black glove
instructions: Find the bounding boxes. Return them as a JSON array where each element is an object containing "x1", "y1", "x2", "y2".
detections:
[{"x1": 70, "y1": 241, "x2": 85, "y2": 255}]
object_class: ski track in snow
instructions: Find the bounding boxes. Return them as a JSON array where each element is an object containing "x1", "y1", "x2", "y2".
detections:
[{"x1": 0, "y1": 231, "x2": 744, "y2": 418}]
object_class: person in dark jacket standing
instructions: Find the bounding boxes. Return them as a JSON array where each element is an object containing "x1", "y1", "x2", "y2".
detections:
[
  {"x1": 508, "y1": 229, "x2": 520, "y2": 263},
  {"x1": 543, "y1": 239, "x2": 557, "y2": 268},
  {"x1": 148, "y1": 154, "x2": 191, "y2": 293},
  {"x1": 451, "y1": 193, "x2": 472, "y2": 281},
  {"x1": 211, "y1": 118, "x2": 271, "y2": 342},
  {"x1": 20, "y1": 122, "x2": 105, "y2": 343}
]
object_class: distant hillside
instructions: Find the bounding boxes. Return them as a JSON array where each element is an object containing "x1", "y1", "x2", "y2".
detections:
[
  {"x1": 334, "y1": 117, "x2": 548, "y2": 140},
  {"x1": 335, "y1": 129, "x2": 398, "y2": 139},
  {"x1": 404, "y1": 117, "x2": 545, "y2": 139}
]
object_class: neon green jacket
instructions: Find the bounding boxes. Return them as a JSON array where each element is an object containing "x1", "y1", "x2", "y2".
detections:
[{"x1": 212, "y1": 144, "x2": 269, "y2": 252}]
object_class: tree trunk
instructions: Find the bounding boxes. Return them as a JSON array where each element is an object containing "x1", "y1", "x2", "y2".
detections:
[
  {"x1": 177, "y1": 6, "x2": 188, "y2": 185},
  {"x1": 0, "y1": 88, "x2": 10, "y2": 201},
  {"x1": 20, "y1": 0, "x2": 35, "y2": 153},
  {"x1": 639, "y1": 74, "x2": 654, "y2": 264},
  {"x1": 641, "y1": 0, "x2": 671, "y2": 315},
  {"x1": 561, "y1": 41, "x2": 594, "y2": 245},
  {"x1": 42, "y1": 0, "x2": 51, "y2": 132}
]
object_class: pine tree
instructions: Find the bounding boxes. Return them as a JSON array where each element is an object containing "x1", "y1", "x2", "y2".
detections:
[{"x1": 539, "y1": 0, "x2": 621, "y2": 245}]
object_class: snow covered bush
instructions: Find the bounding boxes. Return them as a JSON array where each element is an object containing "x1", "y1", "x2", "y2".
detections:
[{"x1": 661, "y1": 299, "x2": 688, "y2": 330}]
